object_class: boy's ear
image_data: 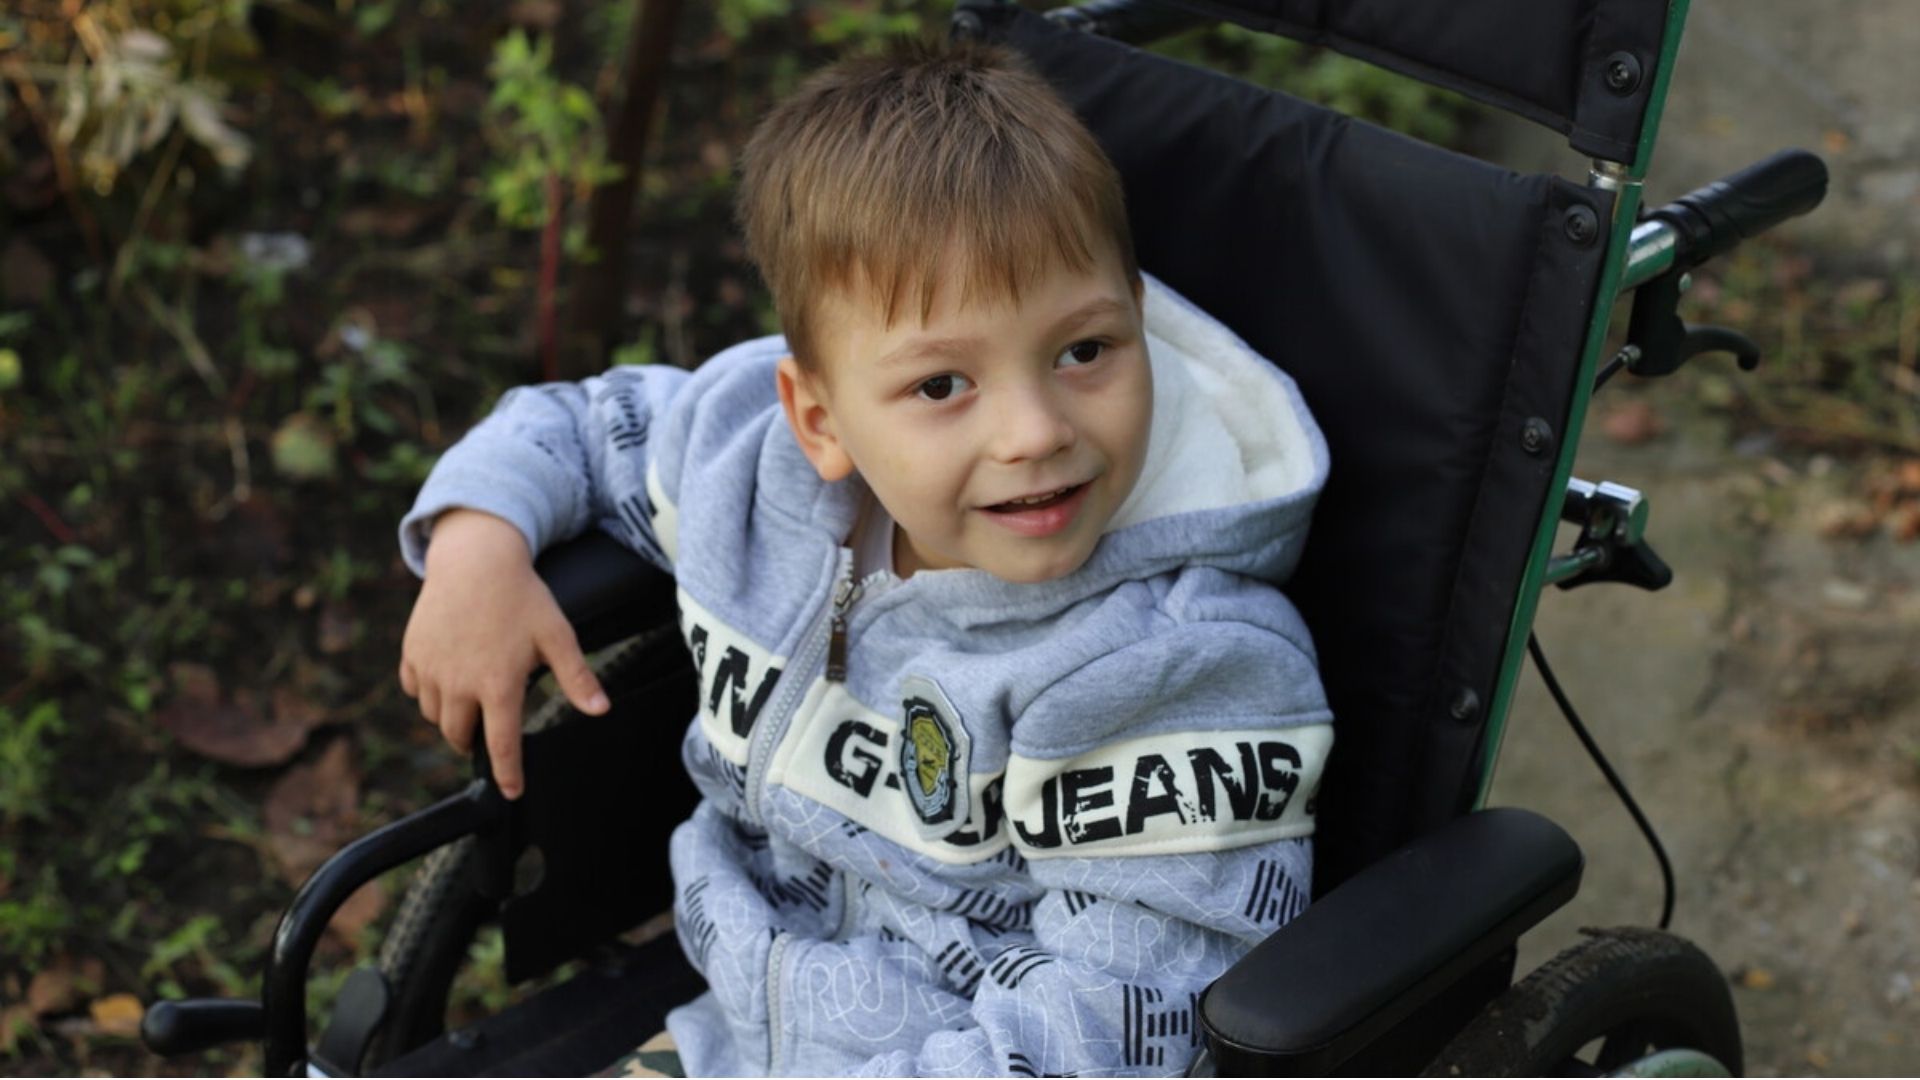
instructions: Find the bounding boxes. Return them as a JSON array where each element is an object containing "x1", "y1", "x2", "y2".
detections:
[{"x1": 776, "y1": 356, "x2": 856, "y2": 483}]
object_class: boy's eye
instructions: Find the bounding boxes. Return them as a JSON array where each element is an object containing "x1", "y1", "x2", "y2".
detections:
[
  {"x1": 1058, "y1": 340, "x2": 1105, "y2": 367},
  {"x1": 916, "y1": 373, "x2": 972, "y2": 401}
]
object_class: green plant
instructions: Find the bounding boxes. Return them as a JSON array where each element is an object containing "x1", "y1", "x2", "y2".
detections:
[
  {"x1": 484, "y1": 29, "x2": 621, "y2": 380},
  {"x1": 0, "y1": 703, "x2": 65, "y2": 825}
]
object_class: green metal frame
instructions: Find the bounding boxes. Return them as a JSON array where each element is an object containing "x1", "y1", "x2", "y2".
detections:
[{"x1": 1471, "y1": 0, "x2": 1693, "y2": 808}]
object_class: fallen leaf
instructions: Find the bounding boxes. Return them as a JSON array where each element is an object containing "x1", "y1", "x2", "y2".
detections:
[
  {"x1": 88, "y1": 993, "x2": 144, "y2": 1038},
  {"x1": 27, "y1": 957, "x2": 88, "y2": 1016},
  {"x1": 1739, "y1": 966, "x2": 1777, "y2": 991},
  {"x1": 0, "y1": 238, "x2": 54, "y2": 308},
  {"x1": 154, "y1": 665, "x2": 328, "y2": 767},
  {"x1": 317, "y1": 603, "x2": 357, "y2": 655},
  {"x1": 1599, "y1": 399, "x2": 1665, "y2": 445},
  {"x1": 328, "y1": 881, "x2": 389, "y2": 944},
  {"x1": 1815, "y1": 501, "x2": 1880, "y2": 541},
  {"x1": 0, "y1": 1004, "x2": 33, "y2": 1056},
  {"x1": 337, "y1": 205, "x2": 428, "y2": 240},
  {"x1": 507, "y1": 0, "x2": 562, "y2": 27},
  {"x1": 1895, "y1": 505, "x2": 1920, "y2": 544},
  {"x1": 1899, "y1": 460, "x2": 1920, "y2": 495},
  {"x1": 264, "y1": 738, "x2": 361, "y2": 884}
]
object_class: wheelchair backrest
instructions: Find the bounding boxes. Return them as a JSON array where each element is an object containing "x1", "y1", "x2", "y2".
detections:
[{"x1": 969, "y1": 2, "x2": 1626, "y2": 893}]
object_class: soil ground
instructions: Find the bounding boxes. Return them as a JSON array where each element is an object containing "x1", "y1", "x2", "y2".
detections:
[{"x1": 1492, "y1": 400, "x2": 1920, "y2": 1076}]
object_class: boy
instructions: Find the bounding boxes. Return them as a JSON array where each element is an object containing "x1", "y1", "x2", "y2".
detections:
[{"x1": 399, "y1": 38, "x2": 1332, "y2": 1077}]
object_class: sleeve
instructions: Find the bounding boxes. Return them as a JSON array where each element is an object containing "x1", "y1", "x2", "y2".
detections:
[
  {"x1": 396, "y1": 362, "x2": 693, "y2": 577},
  {"x1": 849, "y1": 613, "x2": 1333, "y2": 1077}
]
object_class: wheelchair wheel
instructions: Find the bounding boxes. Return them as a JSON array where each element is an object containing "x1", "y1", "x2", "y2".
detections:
[
  {"x1": 1422, "y1": 927, "x2": 1742, "y2": 1078},
  {"x1": 361, "y1": 630, "x2": 677, "y2": 1070}
]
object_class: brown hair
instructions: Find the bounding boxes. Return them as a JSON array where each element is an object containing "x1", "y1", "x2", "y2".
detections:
[{"x1": 735, "y1": 37, "x2": 1138, "y2": 370}]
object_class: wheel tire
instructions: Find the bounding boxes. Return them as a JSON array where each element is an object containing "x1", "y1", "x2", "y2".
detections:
[
  {"x1": 1422, "y1": 927, "x2": 1743, "y2": 1078},
  {"x1": 360, "y1": 630, "x2": 680, "y2": 1070}
]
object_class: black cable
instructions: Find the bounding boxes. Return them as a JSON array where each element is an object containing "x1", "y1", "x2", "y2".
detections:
[
  {"x1": 1593, "y1": 352, "x2": 1627, "y2": 390},
  {"x1": 1527, "y1": 633, "x2": 1676, "y2": 930}
]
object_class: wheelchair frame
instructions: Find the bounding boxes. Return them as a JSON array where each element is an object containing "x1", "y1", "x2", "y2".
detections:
[{"x1": 139, "y1": 0, "x2": 1829, "y2": 1074}]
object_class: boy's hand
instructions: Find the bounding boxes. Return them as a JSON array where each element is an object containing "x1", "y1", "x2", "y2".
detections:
[{"x1": 399, "y1": 509, "x2": 609, "y2": 799}]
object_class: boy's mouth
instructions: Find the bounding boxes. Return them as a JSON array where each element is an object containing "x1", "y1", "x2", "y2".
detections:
[
  {"x1": 984, "y1": 483, "x2": 1086, "y2": 514},
  {"x1": 979, "y1": 482, "x2": 1093, "y2": 539}
]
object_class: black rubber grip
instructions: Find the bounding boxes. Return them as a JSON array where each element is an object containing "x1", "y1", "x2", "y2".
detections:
[
  {"x1": 141, "y1": 998, "x2": 266, "y2": 1056},
  {"x1": 1651, "y1": 149, "x2": 1828, "y2": 269}
]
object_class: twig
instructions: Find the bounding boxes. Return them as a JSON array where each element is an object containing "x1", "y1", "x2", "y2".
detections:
[
  {"x1": 0, "y1": 53, "x2": 106, "y2": 263},
  {"x1": 568, "y1": 0, "x2": 688, "y2": 369},
  {"x1": 17, "y1": 489, "x2": 80, "y2": 545},
  {"x1": 538, "y1": 170, "x2": 563, "y2": 382},
  {"x1": 132, "y1": 283, "x2": 252, "y2": 506},
  {"x1": 110, "y1": 125, "x2": 190, "y2": 303}
]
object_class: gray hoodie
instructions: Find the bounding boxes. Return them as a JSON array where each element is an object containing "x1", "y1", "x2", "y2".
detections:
[{"x1": 400, "y1": 274, "x2": 1333, "y2": 1077}]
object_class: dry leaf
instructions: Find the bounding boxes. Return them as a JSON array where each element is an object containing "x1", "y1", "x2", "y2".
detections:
[
  {"x1": 1815, "y1": 501, "x2": 1880, "y2": 541},
  {"x1": 1894, "y1": 505, "x2": 1920, "y2": 544},
  {"x1": 328, "y1": 881, "x2": 389, "y2": 944},
  {"x1": 1599, "y1": 399, "x2": 1665, "y2": 445},
  {"x1": 1898, "y1": 460, "x2": 1920, "y2": 496},
  {"x1": 89, "y1": 993, "x2": 144, "y2": 1038},
  {"x1": 317, "y1": 603, "x2": 357, "y2": 655},
  {"x1": 0, "y1": 1004, "x2": 34, "y2": 1056},
  {"x1": 264, "y1": 738, "x2": 361, "y2": 884},
  {"x1": 0, "y1": 238, "x2": 54, "y2": 308},
  {"x1": 27, "y1": 960, "x2": 77, "y2": 1014},
  {"x1": 154, "y1": 664, "x2": 328, "y2": 768},
  {"x1": 1739, "y1": 966, "x2": 1777, "y2": 991}
]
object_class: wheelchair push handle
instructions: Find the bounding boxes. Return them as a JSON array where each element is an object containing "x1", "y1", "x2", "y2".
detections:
[
  {"x1": 1651, "y1": 148, "x2": 1829, "y2": 270},
  {"x1": 141, "y1": 997, "x2": 266, "y2": 1056}
]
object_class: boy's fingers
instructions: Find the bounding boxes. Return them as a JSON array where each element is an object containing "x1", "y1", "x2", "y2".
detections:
[
  {"x1": 419, "y1": 683, "x2": 441, "y2": 726},
  {"x1": 399, "y1": 659, "x2": 417, "y2": 698},
  {"x1": 537, "y1": 619, "x2": 609, "y2": 715},
  {"x1": 482, "y1": 701, "x2": 526, "y2": 800},
  {"x1": 440, "y1": 696, "x2": 479, "y2": 754}
]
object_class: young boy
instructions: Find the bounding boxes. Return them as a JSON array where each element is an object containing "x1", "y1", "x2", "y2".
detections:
[{"x1": 398, "y1": 38, "x2": 1332, "y2": 1077}]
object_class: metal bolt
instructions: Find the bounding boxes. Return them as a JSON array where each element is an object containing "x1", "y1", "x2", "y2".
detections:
[
  {"x1": 1604, "y1": 51, "x2": 1642, "y2": 94},
  {"x1": 950, "y1": 9, "x2": 985, "y2": 40},
  {"x1": 1449, "y1": 687, "x2": 1481, "y2": 722},
  {"x1": 1563, "y1": 205, "x2": 1599, "y2": 247},
  {"x1": 1521, "y1": 417, "x2": 1555, "y2": 456}
]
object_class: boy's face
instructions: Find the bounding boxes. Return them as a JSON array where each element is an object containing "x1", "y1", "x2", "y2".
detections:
[{"x1": 778, "y1": 247, "x2": 1151, "y2": 583}]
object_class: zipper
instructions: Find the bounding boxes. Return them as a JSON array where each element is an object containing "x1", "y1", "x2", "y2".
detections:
[
  {"x1": 743, "y1": 548, "x2": 852, "y2": 825},
  {"x1": 765, "y1": 931, "x2": 791, "y2": 1074},
  {"x1": 825, "y1": 569, "x2": 863, "y2": 682}
]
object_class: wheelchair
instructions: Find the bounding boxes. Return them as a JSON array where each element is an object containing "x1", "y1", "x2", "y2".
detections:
[{"x1": 141, "y1": 0, "x2": 1829, "y2": 1074}]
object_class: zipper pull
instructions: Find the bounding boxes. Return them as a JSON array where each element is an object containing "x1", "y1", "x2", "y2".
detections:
[{"x1": 825, "y1": 569, "x2": 861, "y2": 683}]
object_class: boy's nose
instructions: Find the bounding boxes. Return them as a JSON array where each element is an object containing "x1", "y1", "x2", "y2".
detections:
[{"x1": 988, "y1": 384, "x2": 1076, "y2": 464}]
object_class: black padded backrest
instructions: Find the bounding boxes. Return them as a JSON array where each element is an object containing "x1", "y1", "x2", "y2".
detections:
[
  {"x1": 973, "y1": 5, "x2": 1613, "y2": 893},
  {"x1": 1155, "y1": 0, "x2": 1675, "y2": 166}
]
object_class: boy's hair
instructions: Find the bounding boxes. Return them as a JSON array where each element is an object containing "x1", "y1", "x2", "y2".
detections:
[{"x1": 736, "y1": 37, "x2": 1139, "y2": 371}]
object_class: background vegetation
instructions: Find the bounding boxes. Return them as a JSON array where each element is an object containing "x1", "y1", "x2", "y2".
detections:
[{"x1": 0, "y1": 0, "x2": 1909, "y2": 1075}]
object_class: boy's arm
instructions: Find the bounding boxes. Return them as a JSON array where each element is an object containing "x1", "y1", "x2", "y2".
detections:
[{"x1": 396, "y1": 364, "x2": 693, "y2": 797}]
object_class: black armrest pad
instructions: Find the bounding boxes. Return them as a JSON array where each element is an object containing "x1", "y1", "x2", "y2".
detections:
[
  {"x1": 534, "y1": 530, "x2": 676, "y2": 653},
  {"x1": 1200, "y1": 807, "x2": 1582, "y2": 1075}
]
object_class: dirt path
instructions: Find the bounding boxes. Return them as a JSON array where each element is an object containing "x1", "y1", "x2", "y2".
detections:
[{"x1": 1489, "y1": 407, "x2": 1920, "y2": 1076}]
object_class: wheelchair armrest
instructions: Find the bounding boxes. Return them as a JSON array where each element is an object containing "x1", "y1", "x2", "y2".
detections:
[
  {"x1": 1199, "y1": 807, "x2": 1582, "y2": 1076},
  {"x1": 534, "y1": 530, "x2": 677, "y2": 653}
]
